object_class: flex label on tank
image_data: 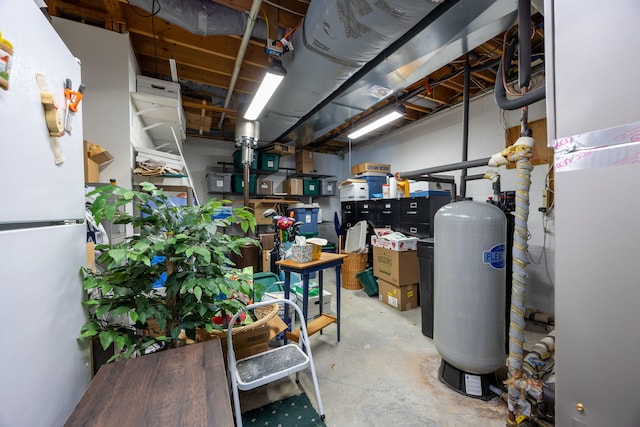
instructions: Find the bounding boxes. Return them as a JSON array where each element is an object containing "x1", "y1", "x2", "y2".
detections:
[{"x1": 482, "y1": 244, "x2": 505, "y2": 269}]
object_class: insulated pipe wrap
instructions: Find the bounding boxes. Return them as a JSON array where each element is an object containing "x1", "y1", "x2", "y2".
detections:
[{"x1": 505, "y1": 146, "x2": 533, "y2": 413}]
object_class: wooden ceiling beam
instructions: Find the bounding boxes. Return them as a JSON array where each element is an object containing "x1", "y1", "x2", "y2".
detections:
[
  {"x1": 138, "y1": 56, "x2": 257, "y2": 94},
  {"x1": 102, "y1": 0, "x2": 126, "y2": 32},
  {"x1": 123, "y1": 8, "x2": 269, "y2": 69},
  {"x1": 471, "y1": 69, "x2": 496, "y2": 84},
  {"x1": 182, "y1": 100, "x2": 238, "y2": 116},
  {"x1": 404, "y1": 103, "x2": 432, "y2": 114},
  {"x1": 46, "y1": 2, "x2": 109, "y2": 23},
  {"x1": 130, "y1": 35, "x2": 263, "y2": 83},
  {"x1": 416, "y1": 93, "x2": 448, "y2": 106}
]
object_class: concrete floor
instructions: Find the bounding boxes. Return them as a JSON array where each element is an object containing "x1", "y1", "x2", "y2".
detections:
[{"x1": 241, "y1": 271, "x2": 546, "y2": 427}]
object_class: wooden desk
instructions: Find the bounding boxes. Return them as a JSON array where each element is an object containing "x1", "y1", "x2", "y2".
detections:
[
  {"x1": 277, "y1": 252, "x2": 347, "y2": 342},
  {"x1": 65, "y1": 339, "x2": 233, "y2": 427}
]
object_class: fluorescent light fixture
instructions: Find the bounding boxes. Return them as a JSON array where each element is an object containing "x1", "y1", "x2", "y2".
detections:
[
  {"x1": 169, "y1": 57, "x2": 178, "y2": 82},
  {"x1": 347, "y1": 105, "x2": 406, "y2": 139},
  {"x1": 244, "y1": 60, "x2": 286, "y2": 120}
]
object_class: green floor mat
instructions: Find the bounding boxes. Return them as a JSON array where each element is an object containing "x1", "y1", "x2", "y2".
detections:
[{"x1": 242, "y1": 393, "x2": 326, "y2": 426}]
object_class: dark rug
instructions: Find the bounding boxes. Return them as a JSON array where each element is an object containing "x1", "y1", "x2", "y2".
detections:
[{"x1": 242, "y1": 393, "x2": 326, "y2": 426}]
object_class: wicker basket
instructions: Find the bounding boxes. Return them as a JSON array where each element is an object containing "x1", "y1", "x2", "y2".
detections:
[
  {"x1": 195, "y1": 303, "x2": 278, "y2": 343},
  {"x1": 341, "y1": 252, "x2": 367, "y2": 290}
]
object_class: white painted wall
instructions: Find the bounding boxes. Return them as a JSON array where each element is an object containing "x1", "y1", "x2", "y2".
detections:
[
  {"x1": 51, "y1": 17, "x2": 135, "y2": 189},
  {"x1": 349, "y1": 93, "x2": 554, "y2": 313}
]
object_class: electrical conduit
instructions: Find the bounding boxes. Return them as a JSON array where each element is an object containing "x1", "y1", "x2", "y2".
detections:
[{"x1": 219, "y1": 0, "x2": 263, "y2": 128}]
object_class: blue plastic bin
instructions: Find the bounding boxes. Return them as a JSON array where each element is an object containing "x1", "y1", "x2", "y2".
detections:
[
  {"x1": 361, "y1": 175, "x2": 387, "y2": 199},
  {"x1": 292, "y1": 206, "x2": 319, "y2": 234}
]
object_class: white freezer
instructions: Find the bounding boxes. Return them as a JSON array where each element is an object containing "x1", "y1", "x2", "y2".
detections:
[
  {"x1": 0, "y1": 223, "x2": 89, "y2": 427},
  {"x1": 0, "y1": 0, "x2": 85, "y2": 224}
]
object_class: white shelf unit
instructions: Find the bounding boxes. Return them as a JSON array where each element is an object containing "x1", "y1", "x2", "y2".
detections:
[
  {"x1": 130, "y1": 91, "x2": 198, "y2": 204},
  {"x1": 131, "y1": 91, "x2": 186, "y2": 154}
]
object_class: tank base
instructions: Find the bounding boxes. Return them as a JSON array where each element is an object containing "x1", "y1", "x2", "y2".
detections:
[{"x1": 438, "y1": 359, "x2": 497, "y2": 401}]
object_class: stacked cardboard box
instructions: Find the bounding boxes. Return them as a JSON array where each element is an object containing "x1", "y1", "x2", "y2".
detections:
[
  {"x1": 373, "y1": 245, "x2": 419, "y2": 311},
  {"x1": 296, "y1": 149, "x2": 314, "y2": 174}
]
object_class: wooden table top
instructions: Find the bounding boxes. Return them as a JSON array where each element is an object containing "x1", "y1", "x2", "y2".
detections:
[
  {"x1": 65, "y1": 339, "x2": 233, "y2": 427},
  {"x1": 276, "y1": 252, "x2": 347, "y2": 269}
]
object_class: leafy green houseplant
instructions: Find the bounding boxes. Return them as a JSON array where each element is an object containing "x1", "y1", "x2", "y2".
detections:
[{"x1": 81, "y1": 182, "x2": 259, "y2": 361}]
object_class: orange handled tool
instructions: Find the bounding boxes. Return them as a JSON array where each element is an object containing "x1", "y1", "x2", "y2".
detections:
[{"x1": 64, "y1": 79, "x2": 85, "y2": 133}]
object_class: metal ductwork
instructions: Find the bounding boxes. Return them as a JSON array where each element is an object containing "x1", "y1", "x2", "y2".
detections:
[
  {"x1": 258, "y1": 0, "x2": 520, "y2": 146},
  {"x1": 128, "y1": 0, "x2": 267, "y2": 38},
  {"x1": 256, "y1": 0, "x2": 444, "y2": 142}
]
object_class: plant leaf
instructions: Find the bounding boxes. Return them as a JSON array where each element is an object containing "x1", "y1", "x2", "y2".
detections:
[
  {"x1": 108, "y1": 248, "x2": 126, "y2": 264},
  {"x1": 193, "y1": 286, "x2": 202, "y2": 302}
]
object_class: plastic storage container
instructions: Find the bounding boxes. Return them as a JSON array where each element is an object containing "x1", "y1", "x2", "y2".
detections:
[
  {"x1": 361, "y1": 175, "x2": 387, "y2": 199},
  {"x1": 258, "y1": 152, "x2": 280, "y2": 172},
  {"x1": 233, "y1": 149, "x2": 257, "y2": 170},
  {"x1": 291, "y1": 206, "x2": 319, "y2": 233},
  {"x1": 206, "y1": 172, "x2": 232, "y2": 193},
  {"x1": 303, "y1": 178, "x2": 320, "y2": 195},
  {"x1": 232, "y1": 174, "x2": 256, "y2": 194},
  {"x1": 356, "y1": 267, "x2": 379, "y2": 297},
  {"x1": 320, "y1": 179, "x2": 337, "y2": 196}
]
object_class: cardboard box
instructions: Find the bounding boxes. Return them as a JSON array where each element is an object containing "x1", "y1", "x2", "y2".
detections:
[
  {"x1": 84, "y1": 141, "x2": 113, "y2": 182},
  {"x1": 296, "y1": 149, "x2": 314, "y2": 174},
  {"x1": 378, "y1": 279, "x2": 418, "y2": 311},
  {"x1": 257, "y1": 178, "x2": 273, "y2": 195},
  {"x1": 86, "y1": 242, "x2": 95, "y2": 271},
  {"x1": 262, "y1": 250, "x2": 271, "y2": 273},
  {"x1": 259, "y1": 233, "x2": 275, "y2": 251},
  {"x1": 371, "y1": 234, "x2": 418, "y2": 251},
  {"x1": 216, "y1": 313, "x2": 287, "y2": 362},
  {"x1": 263, "y1": 142, "x2": 295, "y2": 156},
  {"x1": 373, "y1": 245, "x2": 419, "y2": 286},
  {"x1": 339, "y1": 180, "x2": 369, "y2": 201},
  {"x1": 250, "y1": 202, "x2": 278, "y2": 225},
  {"x1": 351, "y1": 162, "x2": 391, "y2": 175},
  {"x1": 294, "y1": 288, "x2": 332, "y2": 320},
  {"x1": 284, "y1": 178, "x2": 304, "y2": 195},
  {"x1": 85, "y1": 157, "x2": 99, "y2": 182},
  {"x1": 87, "y1": 142, "x2": 114, "y2": 164}
]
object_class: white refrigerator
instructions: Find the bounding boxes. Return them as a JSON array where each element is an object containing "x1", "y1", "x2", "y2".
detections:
[
  {"x1": 0, "y1": 2, "x2": 90, "y2": 426},
  {"x1": 546, "y1": 0, "x2": 640, "y2": 426}
]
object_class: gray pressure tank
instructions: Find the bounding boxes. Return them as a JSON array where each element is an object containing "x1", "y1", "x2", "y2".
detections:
[{"x1": 433, "y1": 201, "x2": 506, "y2": 375}]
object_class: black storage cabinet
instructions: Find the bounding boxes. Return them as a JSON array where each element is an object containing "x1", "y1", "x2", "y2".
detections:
[{"x1": 417, "y1": 238, "x2": 435, "y2": 338}]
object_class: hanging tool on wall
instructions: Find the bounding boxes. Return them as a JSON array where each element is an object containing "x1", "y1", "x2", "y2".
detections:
[
  {"x1": 64, "y1": 78, "x2": 85, "y2": 134},
  {"x1": 36, "y1": 72, "x2": 65, "y2": 164}
]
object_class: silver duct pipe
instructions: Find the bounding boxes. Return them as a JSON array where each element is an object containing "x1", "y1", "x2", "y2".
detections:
[
  {"x1": 128, "y1": 0, "x2": 267, "y2": 38},
  {"x1": 267, "y1": 0, "x2": 519, "y2": 145},
  {"x1": 258, "y1": 0, "x2": 444, "y2": 141}
]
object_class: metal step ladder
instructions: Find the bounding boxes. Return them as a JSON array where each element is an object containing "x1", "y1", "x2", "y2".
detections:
[{"x1": 227, "y1": 299, "x2": 325, "y2": 427}]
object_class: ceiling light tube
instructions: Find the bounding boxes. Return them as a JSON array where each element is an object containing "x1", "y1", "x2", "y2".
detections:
[
  {"x1": 244, "y1": 60, "x2": 286, "y2": 121},
  {"x1": 347, "y1": 105, "x2": 406, "y2": 139}
]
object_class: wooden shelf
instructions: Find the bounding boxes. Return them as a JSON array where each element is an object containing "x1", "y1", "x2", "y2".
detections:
[{"x1": 285, "y1": 313, "x2": 337, "y2": 343}]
